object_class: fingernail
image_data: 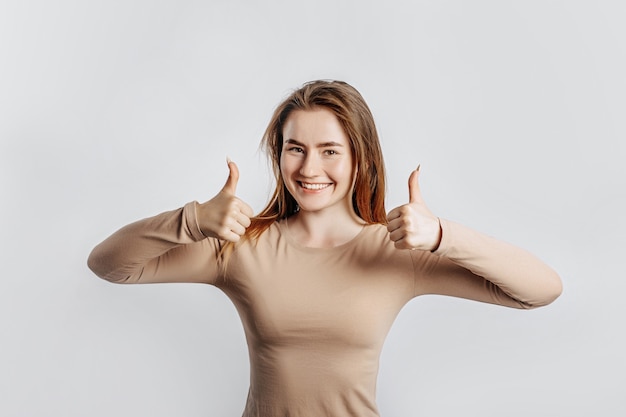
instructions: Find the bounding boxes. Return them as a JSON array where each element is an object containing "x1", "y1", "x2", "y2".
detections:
[
  {"x1": 227, "y1": 156, "x2": 232, "y2": 165},
  {"x1": 416, "y1": 164, "x2": 421, "y2": 172}
]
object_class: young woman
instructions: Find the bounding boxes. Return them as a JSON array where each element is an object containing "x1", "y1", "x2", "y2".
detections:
[{"x1": 88, "y1": 80, "x2": 562, "y2": 417}]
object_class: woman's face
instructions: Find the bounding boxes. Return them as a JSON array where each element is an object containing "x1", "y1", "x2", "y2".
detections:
[{"x1": 280, "y1": 108, "x2": 355, "y2": 216}]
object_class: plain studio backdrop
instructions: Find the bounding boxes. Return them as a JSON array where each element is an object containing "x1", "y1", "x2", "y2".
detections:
[{"x1": 1, "y1": 1, "x2": 624, "y2": 416}]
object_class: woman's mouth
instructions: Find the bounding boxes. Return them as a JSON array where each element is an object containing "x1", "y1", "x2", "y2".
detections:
[{"x1": 299, "y1": 182, "x2": 332, "y2": 191}]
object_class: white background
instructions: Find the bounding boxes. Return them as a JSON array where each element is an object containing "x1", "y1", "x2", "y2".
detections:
[{"x1": 1, "y1": 1, "x2": 624, "y2": 416}]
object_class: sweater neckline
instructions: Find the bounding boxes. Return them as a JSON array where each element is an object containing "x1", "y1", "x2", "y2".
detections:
[{"x1": 278, "y1": 218, "x2": 370, "y2": 252}]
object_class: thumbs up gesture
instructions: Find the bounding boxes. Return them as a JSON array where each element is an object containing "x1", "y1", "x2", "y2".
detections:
[
  {"x1": 387, "y1": 166, "x2": 442, "y2": 251},
  {"x1": 197, "y1": 159, "x2": 254, "y2": 242}
]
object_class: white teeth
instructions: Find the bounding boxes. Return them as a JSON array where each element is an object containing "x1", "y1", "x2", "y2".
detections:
[{"x1": 301, "y1": 182, "x2": 331, "y2": 190}]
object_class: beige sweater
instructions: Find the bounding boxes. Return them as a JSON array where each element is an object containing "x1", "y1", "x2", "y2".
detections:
[{"x1": 88, "y1": 202, "x2": 561, "y2": 417}]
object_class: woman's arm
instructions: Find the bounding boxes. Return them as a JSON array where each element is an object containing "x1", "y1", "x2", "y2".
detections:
[
  {"x1": 87, "y1": 202, "x2": 222, "y2": 284},
  {"x1": 388, "y1": 166, "x2": 561, "y2": 309},
  {"x1": 87, "y1": 160, "x2": 253, "y2": 284},
  {"x1": 412, "y1": 219, "x2": 562, "y2": 309}
]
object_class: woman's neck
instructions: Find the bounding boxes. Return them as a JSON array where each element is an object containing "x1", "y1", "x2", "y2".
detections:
[{"x1": 287, "y1": 207, "x2": 365, "y2": 248}]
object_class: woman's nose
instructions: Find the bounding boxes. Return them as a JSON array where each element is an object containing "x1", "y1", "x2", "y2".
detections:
[{"x1": 299, "y1": 154, "x2": 321, "y2": 177}]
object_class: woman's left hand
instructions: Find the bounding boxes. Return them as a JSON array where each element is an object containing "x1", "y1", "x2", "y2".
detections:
[{"x1": 387, "y1": 166, "x2": 442, "y2": 251}]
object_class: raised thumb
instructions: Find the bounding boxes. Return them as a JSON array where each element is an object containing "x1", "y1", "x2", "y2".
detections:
[
  {"x1": 408, "y1": 164, "x2": 422, "y2": 203},
  {"x1": 222, "y1": 158, "x2": 239, "y2": 195}
]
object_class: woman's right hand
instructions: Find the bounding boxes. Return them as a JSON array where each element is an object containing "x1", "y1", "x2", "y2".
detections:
[{"x1": 197, "y1": 159, "x2": 253, "y2": 242}]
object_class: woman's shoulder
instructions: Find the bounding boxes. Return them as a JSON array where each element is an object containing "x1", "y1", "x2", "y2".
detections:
[{"x1": 360, "y1": 222, "x2": 391, "y2": 241}]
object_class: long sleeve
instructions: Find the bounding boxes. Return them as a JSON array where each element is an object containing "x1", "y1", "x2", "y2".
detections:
[
  {"x1": 87, "y1": 202, "x2": 222, "y2": 284},
  {"x1": 413, "y1": 218, "x2": 562, "y2": 309}
]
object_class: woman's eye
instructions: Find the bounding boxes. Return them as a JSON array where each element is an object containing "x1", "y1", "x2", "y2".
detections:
[
  {"x1": 324, "y1": 149, "x2": 337, "y2": 155},
  {"x1": 288, "y1": 147, "x2": 304, "y2": 153}
]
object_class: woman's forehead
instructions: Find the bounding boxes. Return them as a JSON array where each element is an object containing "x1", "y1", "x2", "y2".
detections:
[{"x1": 282, "y1": 109, "x2": 349, "y2": 146}]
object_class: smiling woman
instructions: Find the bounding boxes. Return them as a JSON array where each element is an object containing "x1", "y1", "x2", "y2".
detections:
[
  {"x1": 280, "y1": 109, "x2": 358, "y2": 236},
  {"x1": 245, "y1": 80, "x2": 389, "y2": 244},
  {"x1": 87, "y1": 80, "x2": 562, "y2": 417}
]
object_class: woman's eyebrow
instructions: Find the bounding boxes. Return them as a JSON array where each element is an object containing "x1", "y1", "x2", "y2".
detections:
[{"x1": 284, "y1": 139, "x2": 344, "y2": 147}]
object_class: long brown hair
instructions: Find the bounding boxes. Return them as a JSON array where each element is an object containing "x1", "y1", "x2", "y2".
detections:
[{"x1": 221, "y1": 80, "x2": 387, "y2": 262}]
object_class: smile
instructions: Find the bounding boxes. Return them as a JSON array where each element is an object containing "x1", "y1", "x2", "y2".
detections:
[{"x1": 299, "y1": 182, "x2": 332, "y2": 190}]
